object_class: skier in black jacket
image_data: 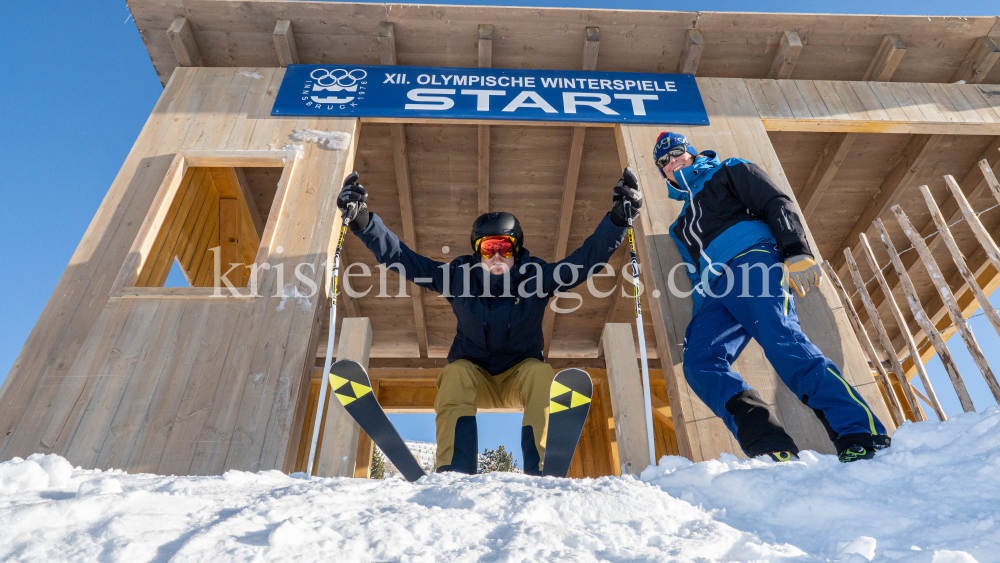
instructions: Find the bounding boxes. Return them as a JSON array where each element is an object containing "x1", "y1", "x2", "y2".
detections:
[
  {"x1": 336, "y1": 171, "x2": 641, "y2": 474},
  {"x1": 654, "y1": 132, "x2": 890, "y2": 462}
]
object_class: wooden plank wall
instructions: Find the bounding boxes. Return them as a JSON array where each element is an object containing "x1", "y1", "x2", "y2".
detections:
[
  {"x1": 617, "y1": 77, "x2": 896, "y2": 462},
  {"x1": 0, "y1": 67, "x2": 358, "y2": 475}
]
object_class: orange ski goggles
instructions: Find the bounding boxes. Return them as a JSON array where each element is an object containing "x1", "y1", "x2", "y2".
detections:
[{"x1": 475, "y1": 235, "x2": 517, "y2": 259}]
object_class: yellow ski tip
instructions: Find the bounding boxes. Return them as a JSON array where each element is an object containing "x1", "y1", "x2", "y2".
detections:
[
  {"x1": 550, "y1": 381, "x2": 571, "y2": 398},
  {"x1": 351, "y1": 381, "x2": 372, "y2": 398},
  {"x1": 549, "y1": 401, "x2": 568, "y2": 413},
  {"x1": 329, "y1": 374, "x2": 348, "y2": 391},
  {"x1": 336, "y1": 393, "x2": 356, "y2": 406},
  {"x1": 570, "y1": 391, "x2": 591, "y2": 408}
]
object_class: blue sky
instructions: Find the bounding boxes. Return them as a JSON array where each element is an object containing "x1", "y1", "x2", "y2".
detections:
[{"x1": 2, "y1": 1, "x2": 999, "y2": 468}]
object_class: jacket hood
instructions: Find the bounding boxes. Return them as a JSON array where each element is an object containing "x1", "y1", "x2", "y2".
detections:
[{"x1": 667, "y1": 151, "x2": 721, "y2": 201}]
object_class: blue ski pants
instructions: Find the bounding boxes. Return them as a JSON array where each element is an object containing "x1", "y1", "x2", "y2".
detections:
[{"x1": 682, "y1": 244, "x2": 886, "y2": 452}]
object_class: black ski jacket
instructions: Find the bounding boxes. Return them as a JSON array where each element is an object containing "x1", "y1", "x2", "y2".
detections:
[{"x1": 353, "y1": 212, "x2": 626, "y2": 374}]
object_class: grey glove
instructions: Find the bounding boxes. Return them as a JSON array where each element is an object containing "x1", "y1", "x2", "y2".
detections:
[
  {"x1": 337, "y1": 171, "x2": 370, "y2": 230},
  {"x1": 611, "y1": 167, "x2": 643, "y2": 227}
]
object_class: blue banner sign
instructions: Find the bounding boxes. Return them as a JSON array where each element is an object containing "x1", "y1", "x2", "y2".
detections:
[{"x1": 271, "y1": 64, "x2": 709, "y2": 125}]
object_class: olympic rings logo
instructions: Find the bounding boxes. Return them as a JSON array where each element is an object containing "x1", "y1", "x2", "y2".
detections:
[{"x1": 310, "y1": 68, "x2": 368, "y2": 88}]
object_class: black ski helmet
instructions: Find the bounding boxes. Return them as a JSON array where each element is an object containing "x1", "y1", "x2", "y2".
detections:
[{"x1": 470, "y1": 212, "x2": 523, "y2": 254}]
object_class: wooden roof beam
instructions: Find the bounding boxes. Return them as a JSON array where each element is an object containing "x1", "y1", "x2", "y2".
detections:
[
  {"x1": 379, "y1": 22, "x2": 428, "y2": 357},
  {"x1": 863, "y1": 34, "x2": 907, "y2": 82},
  {"x1": 677, "y1": 29, "x2": 704, "y2": 75},
  {"x1": 166, "y1": 17, "x2": 203, "y2": 67},
  {"x1": 766, "y1": 31, "x2": 802, "y2": 80},
  {"x1": 544, "y1": 26, "x2": 600, "y2": 357},
  {"x1": 951, "y1": 37, "x2": 1000, "y2": 85},
  {"x1": 798, "y1": 36, "x2": 906, "y2": 222},
  {"x1": 272, "y1": 20, "x2": 300, "y2": 67},
  {"x1": 478, "y1": 24, "x2": 493, "y2": 215},
  {"x1": 832, "y1": 133, "x2": 941, "y2": 275}
]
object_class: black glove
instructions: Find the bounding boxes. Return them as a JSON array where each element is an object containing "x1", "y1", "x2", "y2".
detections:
[
  {"x1": 337, "y1": 171, "x2": 370, "y2": 230},
  {"x1": 611, "y1": 167, "x2": 643, "y2": 227}
]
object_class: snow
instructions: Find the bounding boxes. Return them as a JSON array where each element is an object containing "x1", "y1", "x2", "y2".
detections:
[{"x1": 3, "y1": 410, "x2": 1000, "y2": 562}]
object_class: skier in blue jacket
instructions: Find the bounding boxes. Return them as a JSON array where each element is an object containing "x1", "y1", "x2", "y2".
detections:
[
  {"x1": 336, "y1": 171, "x2": 642, "y2": 474},
  {"x1": 654, "y1": 132, "x2": 889, "y2": 462}
]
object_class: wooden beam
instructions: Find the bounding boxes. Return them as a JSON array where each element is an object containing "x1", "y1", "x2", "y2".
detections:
[
  {"x1": 797, "y1": 40, "x2": 903, "y2": 222},
  {"x1": 863, "y1": 34, "x2": 906, "y2": 82},
  {"x1": 602, "y1": 323, "x2": 651, "y2": 475},
  {"x1": 543, "y1": 28, "x2": 599, "y2": 356},
  {"x1": 798, "y1": 133, "x2": 856, "y2": 219},
  {"x1": 166, "y1": 18, "x2": 204, "y2": 67},
  {"x1": 766, "y1": 31, "x2": 802, "y2": 79},
  {"x1": 832, "y1": 134, "x2": 941, "y2": 274},
  {"x1": 872, "y1": 218, "x2": 975, "y2": 413},
  {"x1": 650, "y1": 396, "x2": 674, "y2": 431},
  {"x1": 378, "y1": 22, "x2": 397, "y2": 66},
  {"x1": 316, "y1": 317, "x2": 372, "y2": 477},
  {"x1": 379, "y1": 22, "x2": 428, "y2": 357},
  {"x1": 821, "y1": 261, "x2": 907, "y2": 425},
  {"x1": 677, "y1": 29, "x2": 704, "y2": 75},
  {"x1": 478, "y1": 24, "x2": 492, "y2": 215},
  {"x1": 219, "y1": 198, "x2": 244, "y2": 287},
  {"x1": 951, "y1": 37, "x2": 1000, "y2": 85},
  {"x1": 272, "y1": 20, "x2": 300, "y2": 67},
  {"x1": 843, "y1": 247, "x2": 925, "y2": 421},
  {"x1": 582, "y1": 26, "x2": 601, "y2": 71},
  {"x1": 892, "y1": 203, "x2": 1000, "y2": 405}
]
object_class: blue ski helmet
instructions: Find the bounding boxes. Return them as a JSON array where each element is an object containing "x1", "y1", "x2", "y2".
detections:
[{"x1": 653, "y1": 132, "x2": 698, "y2": 178}]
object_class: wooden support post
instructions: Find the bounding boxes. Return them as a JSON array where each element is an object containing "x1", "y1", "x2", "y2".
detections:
[
  {"x1": 379, "y1": 22, "x2": 428, "y2": 357},
  {"x1": 315, "y1": 317, "x2": 373, "y2": 477},
  {"x1": 767, "y1": 31, "x2": 802, "y2": 79},
  {"x1": 872, "y1": 219, "x2": 975, "y2": 412},
  {"x1": 929, "y1": 178, "x2": 1000, "y2": 345},
  {"x1": 821, "y1": 261, "x2": 907, "y2": 425},
  {"x1": 843, "y1": 247, "x2": 926, "y2": 421},
  {"x1": 858, "y1": 233, "x2": 947, "y2": 420},
  {"x1": 950, "y1": 37, "x2": 1000, "y2": 85},
  {"x1": 894, "y1": 199, "x2": 1000, "y2": 404},
  {"x1": 863, "y1": 34, "x2": 907, "y2": 82},
  {"x1": 677, "y1": 29, "x2": 704, "y2": 75},
  {"x1": 602, "y1": 323, "x2": 652, "y2": 475},
  {"x1": 543, "y1": 27, "x2": 599, "y2": 356},
  {"x1": 478, "y1": 24, "x2": 492, "y2": 215},
  {"x1": 166, "y1": 18, "x2": 204, "y2": 67},
  {"x1": 272, "y1": 20, "x2": 300, "y2": 67}
]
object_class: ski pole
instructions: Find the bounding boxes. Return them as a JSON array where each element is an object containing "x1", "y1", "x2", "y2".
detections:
[
  {"x1": 306, "y1": 201, "x2": 355, "y2": 477},
  {"x1": 623, "y1": 200, "x2": 657, "y2": 470}
]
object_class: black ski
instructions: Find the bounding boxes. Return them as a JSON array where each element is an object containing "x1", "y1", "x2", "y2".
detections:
[
  {"x1": 542, "y1": 368, "x2": 593, "y2": 477},
  {"x1": 329, "y1": 359, "x2": 426, "y2": 482}
]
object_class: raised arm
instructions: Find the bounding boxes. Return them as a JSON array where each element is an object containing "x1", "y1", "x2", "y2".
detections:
[
  {"x1": 337, "y1": 173, "x2": 447, "y2": 294},
  {"x1": 541, "y1": 168, "x2": 639, "y2": 294}
]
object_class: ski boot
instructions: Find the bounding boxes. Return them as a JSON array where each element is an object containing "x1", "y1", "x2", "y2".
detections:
[
  {"x1": 838, "y1": 443, "x2": 876, "y2": 462},
  {"x1": 762, "y1": 451, "x2": 798, "y2": 462}
]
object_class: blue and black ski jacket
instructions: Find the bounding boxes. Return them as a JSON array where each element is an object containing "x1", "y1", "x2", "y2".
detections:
[
  {"x1": 353, "y1": 212, "x2": 626, "y2": 375},
  {"x1": 666, "y1": 151, "x2": 811, "y2": 314}
]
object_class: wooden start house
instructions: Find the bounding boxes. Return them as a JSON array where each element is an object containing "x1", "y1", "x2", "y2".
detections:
[{"x1": 4, "y1": 0, "x2": 1000, "y2": 479}]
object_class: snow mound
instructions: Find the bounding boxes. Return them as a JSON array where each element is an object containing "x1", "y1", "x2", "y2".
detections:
[{"x1": 1, "y1": 409, "x2": 999, "y2": 562}]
